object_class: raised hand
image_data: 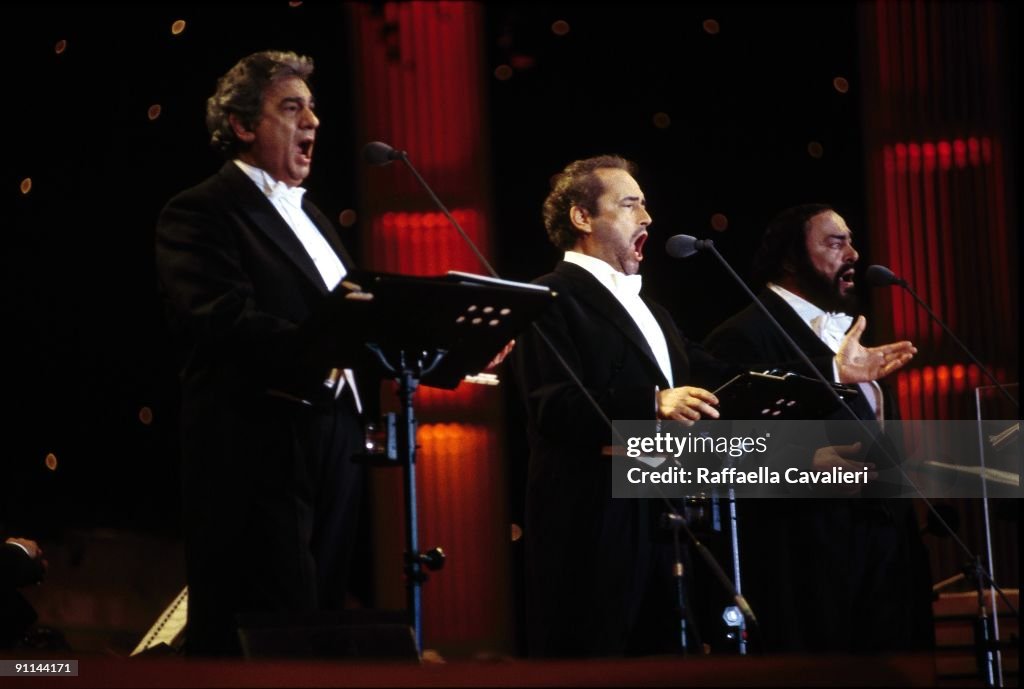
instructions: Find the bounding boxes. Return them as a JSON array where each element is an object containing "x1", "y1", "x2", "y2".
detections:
[{"x1": 836, "y1": 315, "x2": 916, "y2": 383}]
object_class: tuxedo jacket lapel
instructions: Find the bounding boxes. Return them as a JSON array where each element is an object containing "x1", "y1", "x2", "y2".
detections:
[
  {"x1": 760, "y1": 288, "x2": 836, "y2": 361},
  {"x1": 555, "y1": 262, "x2": 672, "y2": 389},
  {"x1": 217, "y1": 162, "x2": 345, "y2": 295},
  {"x1": 304, "y1": 200, "x2": 355, "y2": 269},
  {"x1": 649, "y1": 302, "x2": 689, "y2": 385}
]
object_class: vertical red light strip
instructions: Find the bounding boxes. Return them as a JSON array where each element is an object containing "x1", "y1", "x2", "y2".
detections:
[
  {"x1": 893, "y1": 144, "x2": 917, "y2": 346},
  {"x1": 907, "y1": 143, "x2": 929, "y2": 346},
  {"x1": 865, "y1": 0, "x2": 1024, "y2": 586},
  {"x1": 989, "y1": 140, "x2": 1012, "y2": 363},
  {"x1": 349, "y1": 2, "x2": 510, "y2": 654},
  {"x1": 936, "y1": 142, "x2": 957, "y2": 338},
  {"x1": 920, "y1": 143, "x2": 943, "y2": 344},
  {"x1": 882, "y1": 146, "x2": 906, "y2": 340},
  {"x1": 862, "y1": 1, "x2": 1015, "y2": 422}
]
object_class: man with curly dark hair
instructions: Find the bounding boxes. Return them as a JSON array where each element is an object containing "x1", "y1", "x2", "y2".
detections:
[
  {"x1": 704, "y1": 204, "x2": 933, "y2": 653},
  {"x1": 156, "y1": 51, "x2": 368, "y2": 656}
]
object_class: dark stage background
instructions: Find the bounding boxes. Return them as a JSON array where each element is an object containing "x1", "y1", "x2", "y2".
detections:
[{"x1": 2, "y1": 1, "x2": 1018, "y2": 660}]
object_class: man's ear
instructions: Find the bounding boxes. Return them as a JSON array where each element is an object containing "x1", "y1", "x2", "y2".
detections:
[
  {"x1": 570, "y1": 205, "x2": 591, "y2": 235},
  {"x1": 228, "y1": 114, "x2": 256, "y2": 144}
]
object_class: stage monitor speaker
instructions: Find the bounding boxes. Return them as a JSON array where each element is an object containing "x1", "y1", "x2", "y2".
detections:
[{"x1": 237, "y1": 610, "x2": 419, "y2": 661}]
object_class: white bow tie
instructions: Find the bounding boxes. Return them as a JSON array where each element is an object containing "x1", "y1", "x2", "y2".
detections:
[
  {"x1": 267, "y1": 181, "x2": 306, "y2": 208},
  {"x1": 610, "y1": 272, "x2": 643, "y2": 298},
  {"x1": 810, "y1": 312, "x2": 853, "y2": 349}
]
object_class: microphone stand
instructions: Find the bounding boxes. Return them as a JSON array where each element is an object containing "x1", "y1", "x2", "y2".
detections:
[
  {"x1": 370, "y1": 143, "x2": 757, "y2": 653},
  {"x1": 871, "y1": 266, "x2": 1019, "y2": 687},
  {"x1": 664, "y1": 511, "x2": 758, "y2": 649},
  {"x1": 388, "y1": 150, "x2": 499, "y2": 280},
  {"x1": 662, "y1": 512, "x2": 690, "y2": 655},
  {"x1": 966, "y1": 555, "x2": 1000, "y2": 687},
  {"x1": 872, "y1": 268, "x2": 1018, "y2": 411}
]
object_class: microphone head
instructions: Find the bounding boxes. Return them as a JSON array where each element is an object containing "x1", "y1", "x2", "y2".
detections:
[
  {"x1": 666, "y1": 234, "x2": 713, "y2": 258},
  {"x1": 363, "y1": 141, "x2": 402, "y2": 166},
  {"x1": 665, "y1": 234, "x2": 699, "y2": 258},
  {"x1": 865, "y1": 264, "x2": 904, "y2": 287}
]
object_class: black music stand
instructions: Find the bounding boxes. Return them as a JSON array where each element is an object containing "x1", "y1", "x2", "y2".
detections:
[
  {"x1": 314, "y1": 269, "x2": 554, "y2": 653},
  {"x1": 714, "y1": 369, "x2": 860, "y2": 420}
]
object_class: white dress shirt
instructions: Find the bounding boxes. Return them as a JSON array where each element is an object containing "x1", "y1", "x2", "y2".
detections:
[
  {"x1": 234, "y1": 159, "x2": 346, "y2": 290},
  {"x1": 564, "y1": 251, "x2": 674, "y2": 386},
  {"x1": 235, "y1": 160, "x2": 360, "y2": 411},
  {"x1": 768, "y1": 283, "x2": 882, "y2": 420}
]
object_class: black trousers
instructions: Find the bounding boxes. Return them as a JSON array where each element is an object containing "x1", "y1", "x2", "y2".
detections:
[{"x1": 183, "y1": 397, "x2": 365, "y2": 656}]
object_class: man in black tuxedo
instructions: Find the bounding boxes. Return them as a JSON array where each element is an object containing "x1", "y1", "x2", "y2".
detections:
[
  {"x1": 156, "y1": 51, "x2": 368, "y2": 656},
  {"x1": 514, "y1": 156, "x2": 736, "y2": 657},
  {"x1": 704, "y1": 203, "x2": 934, "y2": 652}
]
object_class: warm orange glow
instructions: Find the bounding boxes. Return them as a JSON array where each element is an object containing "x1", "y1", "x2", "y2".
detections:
[
  {"x1": 45, "y1": 453, "x2": 58, "y2": 471},
  {"x1": 147, "y1": 104, "x2": 162, "y2": 121},
  {"x1": 416, "y1": 423, "x2": 501, "y2": 644},
  {"x1": 967, "y1": 364, "x2": 981, "y2": 388},
  {"x1": 171, "y1": 20, "x2": 186, "y2": 35},
  {"x1": 416, "y1": 382, "x2": 490, "y2": 414},
  {"x1": 922, "y1": 366, "x2": 935, "y2": 392},
  {"x1": 20, "y1": 178, "x2": 32, "y2": 194},
  {"x1": 833, "y1": 76, "x2": 850, "y2": 93},
  {"x1": 54, "y1": 39, "x2": 67, "y2": 55}
]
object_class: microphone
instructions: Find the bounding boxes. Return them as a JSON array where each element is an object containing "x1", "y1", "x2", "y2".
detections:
[
  {"x1": 363, "y1": 140, "x2": 407, "y2": 166},
  {"x1": 865, "y1": 264, "x2": 906, "y2": 288},
  {"x1": 865, "y1": 265, "x2": 1018, "y2": 410},
  {"x1": 665, "y1": 234, "x2": 715, "y2": 259}
]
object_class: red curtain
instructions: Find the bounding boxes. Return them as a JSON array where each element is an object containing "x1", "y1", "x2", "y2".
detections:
[{"x1": 349, "y1": 2, "x2": 511, "y2": 654}]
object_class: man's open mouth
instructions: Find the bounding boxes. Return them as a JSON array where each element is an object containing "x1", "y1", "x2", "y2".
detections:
[{"x1": 633, "y1": 232, "x2": 648, "y2": 261}]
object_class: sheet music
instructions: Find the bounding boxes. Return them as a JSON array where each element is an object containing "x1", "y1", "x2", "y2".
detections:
[
  {"x1": 446, "y1": 270, "x2": 551, "y2": 292},
  {"x1": 921, "y1": 460, "x2": 1019, "y2": 487},
  {"x1": 130, "y1": 586, "x2": 188, "y2": 656}
]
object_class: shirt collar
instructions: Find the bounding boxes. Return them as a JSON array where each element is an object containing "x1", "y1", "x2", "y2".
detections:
[
  {"x1": 768, "y1": 282, "x2": 852, "y2": 339},
  {"x1": 768, "y1": 282, "x2": 828, "y2": 326},
  {"x1": 564, "y1": 251, "x2": 642, "y2": 297},
  {"x1": 234, "y1": 159, "x2": 307, "y2": 206}
]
